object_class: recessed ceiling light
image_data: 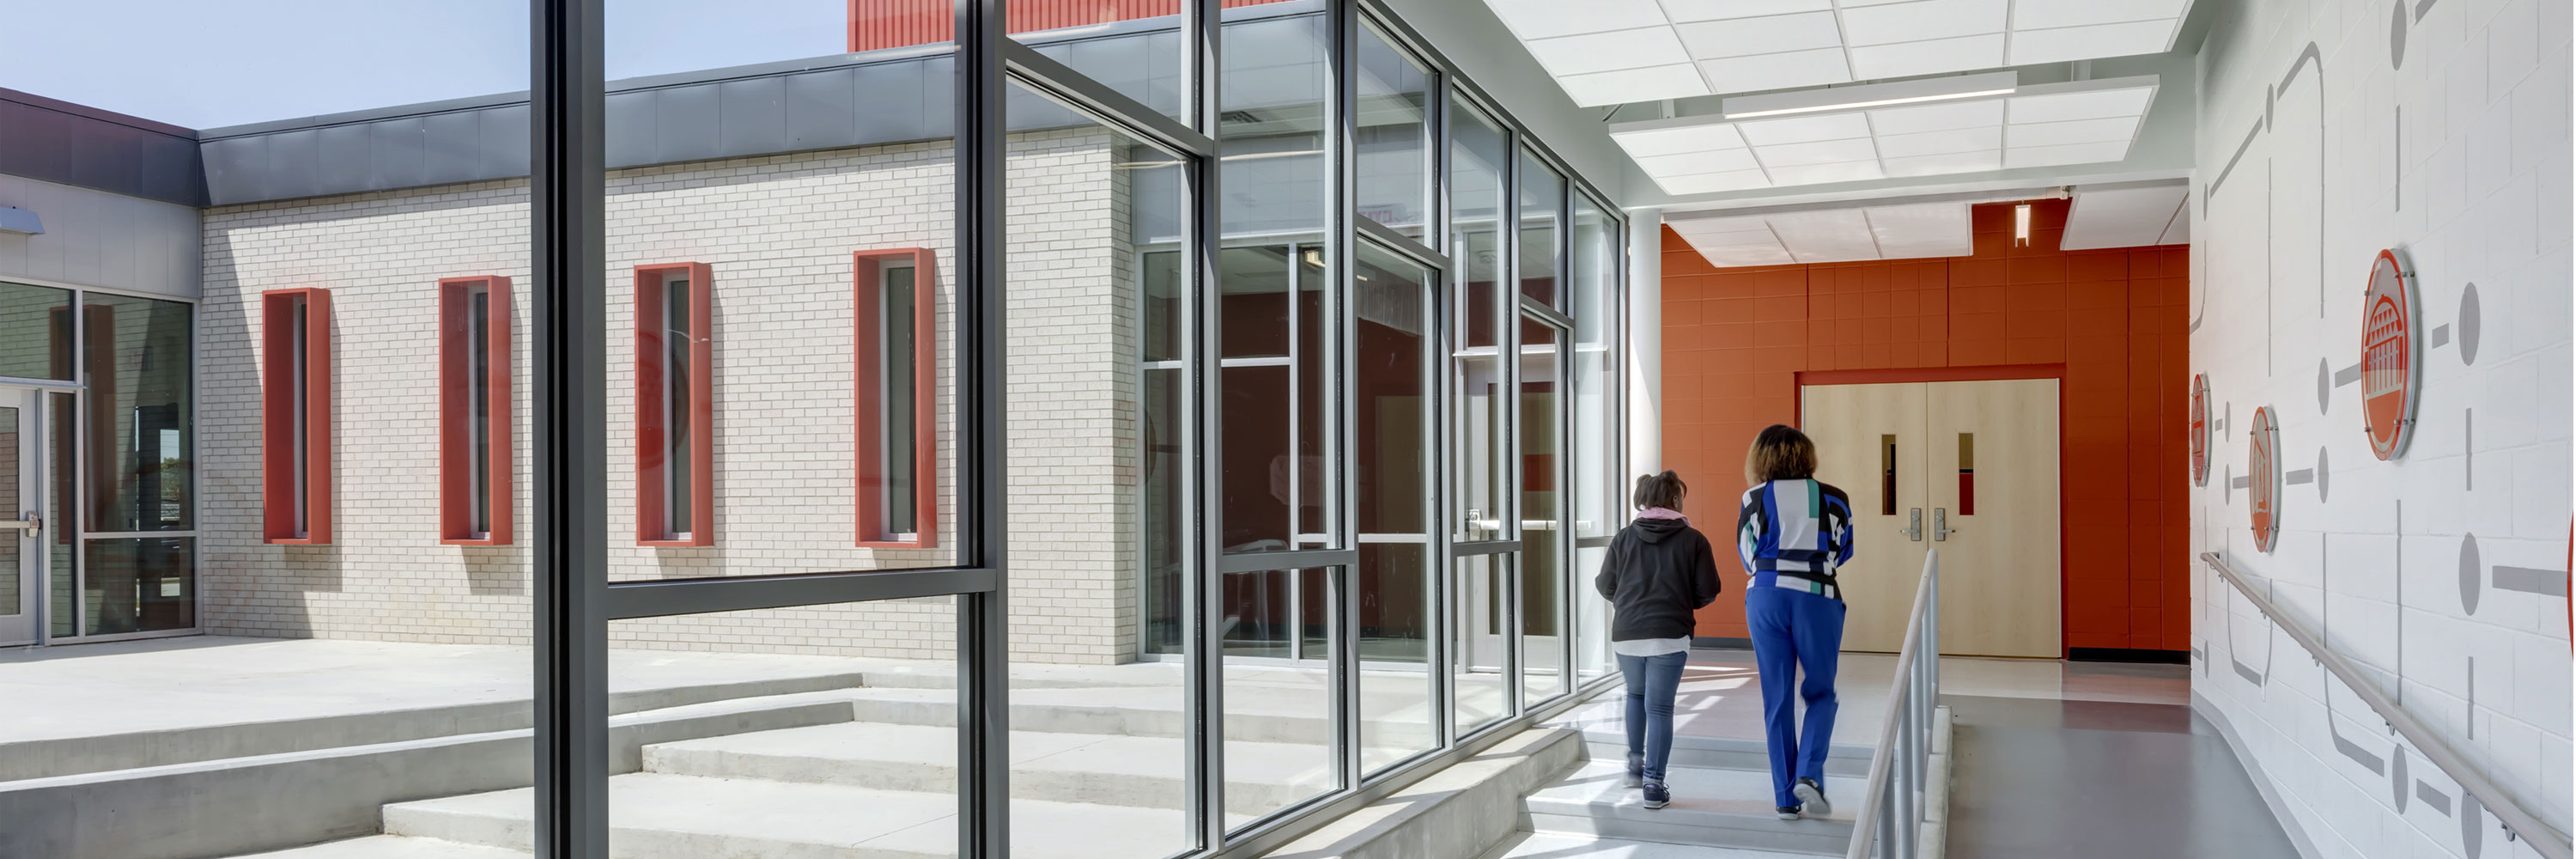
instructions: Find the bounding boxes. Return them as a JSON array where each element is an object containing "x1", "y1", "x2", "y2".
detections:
[
  {"x1": 1722, "y1": 71, "x2": 2017, "y2": 119},
  {"x1": 2014, "y1": 204, "x2": 2033, "y2": 247}
]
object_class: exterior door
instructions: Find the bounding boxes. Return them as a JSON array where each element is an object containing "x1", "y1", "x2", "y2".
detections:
[
  {"x1": 1801, "y1": 378, "x2": 2061, "y2": 657},
  {"x1": 1925, "y1": 379, "x2": 2060, "y2": 657},
  {"x1": 0, "y1": 387, "x2": 43, "y2": 645},
  {"x1": 1801, "y1": 382, "x2": 1928, "y2": 653}
]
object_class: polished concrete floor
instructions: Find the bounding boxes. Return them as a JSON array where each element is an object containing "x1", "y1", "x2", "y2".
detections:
[{"x1": 1941, "y1": 663, "x2": 2303, "y2": 859}]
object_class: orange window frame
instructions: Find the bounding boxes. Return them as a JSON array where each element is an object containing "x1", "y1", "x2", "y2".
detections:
[
  {"x1": 853, "y1": 249, "x2": 938, "y2": 548},
  {"x1": 635, "y1": 262, "x2": 714, "y2": 547},
  {"x1": 440, "y1": 276, "x2": 513, "y2": 545},
  {"x1": 261, "y1": 287, "x2": 332, "y2": 545}
]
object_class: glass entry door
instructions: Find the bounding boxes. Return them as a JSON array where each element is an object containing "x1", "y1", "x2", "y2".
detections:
[{"x1": 0, "y1": 387, "x2": 44, "y2": 645}]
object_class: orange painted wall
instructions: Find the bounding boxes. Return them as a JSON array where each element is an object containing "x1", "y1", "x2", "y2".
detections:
[{"x1": 1661, "y1": 199, "x2": 2193, "y2": 652}]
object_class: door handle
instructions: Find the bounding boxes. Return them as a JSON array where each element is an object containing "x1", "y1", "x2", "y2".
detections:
[
  {"x1": 4, "y1": 514, "x2": 37, "y2": 533},
  {"x1": 1900, "y1": 508, "x2": 1923, "y2": 541},
  {"x1": 1933, "y1": 508, "x2": 1956, "y2": 541}
]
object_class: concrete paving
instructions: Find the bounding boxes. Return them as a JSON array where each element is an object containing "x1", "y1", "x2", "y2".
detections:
[{"x1": 1478, "y1": 833, "x2": 1819, "y2": 859}]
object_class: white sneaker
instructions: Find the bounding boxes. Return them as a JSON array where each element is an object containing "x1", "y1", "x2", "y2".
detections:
[{"x1": 1794, "y1": 777, "x2": 1832, "y2": 816}]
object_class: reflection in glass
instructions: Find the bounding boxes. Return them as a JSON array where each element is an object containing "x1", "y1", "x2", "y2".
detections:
[
  {"x1": 83, "y1": 294, "x2": 192, "y2": 534},
  {"x1": 49, "y1": 391, "x2": 76, "y2": 639},
  {"x1": 85, "y1": 536, "x2": 193, "y2": 635},
  {"x1": 0, "y1": 281, "x2": 74, "y2": 381},
  {"x1": 1449, "y1": 98, "x2": 1507, "y2": 541},
  {"x1": 1518, "y1": 318, "x2": 1565, "y2": 705},
  {"x1": 1224, "y1": 567, "x2": 1340, "y2": 829},
  {"x1": 1353, "y1": 242, "x2": 1435, "y2": 772},
  {"x1": 1453, "y1": 552, "x2": 1509, "y2": 734},
  {"x1": 1355, "y1": 24, "x2": 1431, "y2": 236},
  {"x1": 1516, "y1": 150, "x2": 1563, "y2": 307},
  {"x1": 1570, "y1": 195, "x2": 1616, "y2": 682}
]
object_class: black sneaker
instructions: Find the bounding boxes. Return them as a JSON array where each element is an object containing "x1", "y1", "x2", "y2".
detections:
[
  {"x1": 1625, "y1": 752, "x2": 1644, "y2": 789},
  {"x1": 1775, "y1": 806, "x2": 1802, "y2": 820},
  {"x1": 1642, "y1": 781, "x2": 1670, "y2": 809},
  {"x1": 1795, "y1": 777, "x2": 1832, "y2": 816}
]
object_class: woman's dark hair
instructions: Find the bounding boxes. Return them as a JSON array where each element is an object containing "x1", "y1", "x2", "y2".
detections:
[
  {"x1": 1632, "y1": 470, "x2": 1687, "y2": 511},
  {"x1": 1744, "y1": 424, "x2": 1819, "y2": 485}
]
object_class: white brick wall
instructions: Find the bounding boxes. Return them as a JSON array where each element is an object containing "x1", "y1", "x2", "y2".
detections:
[
  {"x1": 197, "y1": 127, "x2": 1145, "y2": 664},
  {"x1": 2190, "y1": 0, "x2": 2572, "y2": 856}
]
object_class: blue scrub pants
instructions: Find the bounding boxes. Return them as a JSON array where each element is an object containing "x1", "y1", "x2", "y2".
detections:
[
  {"x1": 1745, "y1": 586, "x2": 1845, "y2": 807},
  {"x1": 1616, "y1": 650, "x2": 1688, "y2": 783}
]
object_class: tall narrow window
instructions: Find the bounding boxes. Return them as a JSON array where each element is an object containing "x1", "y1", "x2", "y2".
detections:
[
  {"x1": 261, "y1": 288, "x2": 331, "y2": 544},
  {"x1": 1957, "y1": 432, "x2": 1975, "y2": 515},
  {"x1": 1880, "y1": 434, "x2": 1898, "y2": 516},
  {"x1": 635, "y1": 263, "x2": 713, "y2": 546},
  {"x1": 853, "y1": 249, "x2": 937, "y2": 547},
  {"x1": 440, "y1": 277, "x2": 512, "y2": 545}
]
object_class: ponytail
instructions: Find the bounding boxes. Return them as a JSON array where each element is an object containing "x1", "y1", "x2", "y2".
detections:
[{"x1": 1632, "y1": 470, "x2": 1687, "y2": 511}]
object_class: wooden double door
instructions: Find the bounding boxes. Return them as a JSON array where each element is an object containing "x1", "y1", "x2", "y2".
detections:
[{"x1": 1801, "y1": 379, "x2": 2061, "y2": 658}]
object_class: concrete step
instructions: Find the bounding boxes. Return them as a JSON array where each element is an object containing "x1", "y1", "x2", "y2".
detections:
[
  {"x1": 1477, "y1": 832, "x2": 1828, "y2": 859},
  {"x1": 1521, "y1": 760, "x2": 1855, "y2": 856},
  {"x1": 839, "y1": 686, "x2": 1436, "y2": 747},
  {"x1": 383, "y1": 772, "x2": 1220, "y2": 859},
  {"x1": 640, "y1": 721, "x2": 1363, "y2": 813},
  {"x1": 222, "y1": 835, "x2": 527, "y2": 858},
  {"x1": 1578, "y1": 734, "x2": 1873, "y2": 777}
]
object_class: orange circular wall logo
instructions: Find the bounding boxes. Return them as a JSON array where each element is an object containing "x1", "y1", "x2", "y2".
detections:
[
  {"x1": 2250, "y1": 405, "x2": 2281, "y2": 552},
  {"x1": 2190, "y1": 374, "x2": 2211, "y2": 486},
  {"x1": 2362, "y1": 249, "x2": 2418, "y2": 460}
]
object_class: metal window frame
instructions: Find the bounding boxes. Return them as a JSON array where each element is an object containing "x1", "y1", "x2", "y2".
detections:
[{"x1": 521, "y1": 0, "x2": 1631, "y2": 856}]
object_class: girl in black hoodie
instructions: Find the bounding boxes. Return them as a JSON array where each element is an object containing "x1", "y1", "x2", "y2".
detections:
[{"x1": 1592, "y1": 470, "x2": 1723, "y2": 809}]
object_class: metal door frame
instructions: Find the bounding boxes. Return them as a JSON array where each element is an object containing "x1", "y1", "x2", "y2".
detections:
[{"x1": 0, "y1": 384, "x2": 47, "y2": 646}]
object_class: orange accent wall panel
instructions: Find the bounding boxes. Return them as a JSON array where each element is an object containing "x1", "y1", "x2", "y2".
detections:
[
  {"x1": 261, "y1": 288, "x2": 332, "y2": 545},
  {"x1": 1662, "y1": 199, "x2": 2191, "y2": 652},
  {"x1": 440, "y1": 276, "x2": 513, "y2": 545},
  {"x1": 848, "y1": 0, "x2": 1299, "y2": 52},
  {"x1": 635, "y1": 263, "x2": 715, "y2": 547},
  {"x1": 853, "y1": 249, "x2": 939, "y2": 548}
]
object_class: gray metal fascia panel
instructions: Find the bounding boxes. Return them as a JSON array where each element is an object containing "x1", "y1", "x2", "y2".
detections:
[
  {"x1": 783, "y1": 69, "x2": 860, "y2": 151},
  {"x1": 199, "y1": 137, "x2": 265, "y2": 205},
  {"x1": 853, "y1": 60, "x2": 936, "y2": 145},
  {"x1": 368, "y1": 117, "x2": 428, "y2": 192},
  {"x1": 653, "y1": 83, "x2": 722, "y2": 165},
  {"x1": 263, "y1": 128, "x2": 322, "y2": 202},
  {"x1": 481, "y1": 104, "x2": 532, "y2": 180},
  {"x1": 421, "y1": 110, "x2": 484, "y2": 186},
  {"x1": 920, "y1": 56, "x2": 958, "y2": 140},
  {"x1": 605, "y1": 90, "x2": 656, "y2": 169},
  {"x1": 716, "y1": 76, "x2": 789, "y2": 159},
  {"x1": 316, "y1": 124, "x2": 373, "y2": 195}
]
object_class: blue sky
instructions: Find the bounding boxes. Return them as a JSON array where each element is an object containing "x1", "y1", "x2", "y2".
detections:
[{"x1": 2, "y1": 0, "x2": 845, "y2": 128}]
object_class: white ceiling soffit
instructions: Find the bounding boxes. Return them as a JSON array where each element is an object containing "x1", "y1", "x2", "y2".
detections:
[
  {"x1": 1610, "y1": 75, "x2": 2157, "y2": 195},
  {"x1": 1665, "y1": 201, "x2": 1971, "y2": 267},
  {"x1": 1479, "y1": 0, "x2": 2196, "y2": 107},
  {"x1": 2062, "y1": 182, "x2": 2190, "y2": 249}
]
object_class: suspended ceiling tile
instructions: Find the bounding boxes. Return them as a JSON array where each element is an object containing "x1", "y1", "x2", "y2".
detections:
[
  {"x1": 1769, "y1": 209, "x2": 1879, "y2": 260},
  {"x1": 1696, "y1": 241, "x2": 1801, "y2": 266},
  {"x1": 1636, "y1": 149, "x2": 1764, "y2": 175},
  {"x1": 1675, "y1": 11, "x2": 1846, "y2": 58},
  {"x1": 2008, "y1": 19, "x2": 2178, "y2": 64},
  {"x1": 1866, "y1": 99, "x2": 2005, "y2": 135},
  {"x1": 1848, "y1": 34, "x2": 2007, "y2": 80},
  {"x1": 1863, "y1": 202, "x2": 1971, "y2": 257},
  {"x1": 1525, "y1": 27, "x2": 1695, "y2": 76},
  {"x1": 1484, "y1": 0, "x2": 1672, "y2": 37},
  {"x1": 2006, "y1": 115, "x2": 2142, "y2": 148},
  {"x1": 1557, "y1": 64, "x2": 1713, "y2": 107},
  {"x1": 2158, "y1": 208, "x2": 2190, "y2": 243},
  {"x1": 1612, "y1": 123, "x2": 1748, "y2": 157},
  {"x1": 2009, "y1": 0, "x2": 2190, "y2": 32},
  {"x1": 2062, "y1": 183, "x2": 2187, "y2": 249},
  {"x1": 1756, "y1": 136, "x2": 1880, "y2": 167},
  {"x1": 1662, "y1": 0, "x2": 1835, "y2": 21},
  {"x1": 1882, "y1": 149, "x2": 2004, "y2": 176},
  {"x1": 1837, "y1": 0, "x2": 2008, "y2": 45},
  {"x1": 1694, "y1": 47, "x2": 1853, "y2": 93},
  {"x1": 2006, "y1": 85, "x2": 2156, "y2": 124},
  {"x1": 2004, "y1": 140, "x2": 2132, "y2": 168},
  {"x1": 1874, "y1": 125, "x2": 2002, "y2": 157},
  {"x1": 1765, "y1": 160, "x2": 1885, "y2": 186},
  {"x1": 1656, "y1": 169, "x2": 1774, "y2": 194},
  {"x1": 1734, "y1": 112, "x2": 1872, "y2": 146}
]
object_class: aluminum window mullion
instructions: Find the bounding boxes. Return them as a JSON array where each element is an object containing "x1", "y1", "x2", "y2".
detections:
[
  {"x1": 956, "y1": 0, "x2": 1014, "y2": 855},
  {"x1": 1002, "y1": 43, "x2": 1217, "y2": 160},
  {"x1": 1496, "y1": 119, "x2": 1522, "y2": 720},
  {"x1": 1189, "y1": 0, "x2": 1227, "y2": 838},
  {"x1": 1353, "y1": 217, "x2": 1447, "y2": 273}
]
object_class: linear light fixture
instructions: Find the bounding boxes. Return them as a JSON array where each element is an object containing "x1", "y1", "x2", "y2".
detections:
[
  {"x1": 1721, "y1": 71, "x2": 2018, "y2": 120},
  {"x1": 2014, "y1": 204, "x2": 2033, "y2": 247}
]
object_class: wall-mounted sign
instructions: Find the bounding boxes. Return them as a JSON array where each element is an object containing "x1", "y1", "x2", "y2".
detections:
[
  {"x1": 2250, "y1": 405, "x2": 2281, "y2": 552},
  {"x1": 2190, "y1": 374, "x2": 2211, "y2": 486},
  {"x1": 2362, "y1": 249, "x2": 2419, "y2": 460}
]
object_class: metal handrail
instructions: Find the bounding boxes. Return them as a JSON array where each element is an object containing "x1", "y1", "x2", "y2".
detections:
[
  {"x1": 1846, "y1": 549, "x2": 1940, "y2": 859},
  {"x1": 2203, "y1": 552, "x2": 2573, "y2": 859}
]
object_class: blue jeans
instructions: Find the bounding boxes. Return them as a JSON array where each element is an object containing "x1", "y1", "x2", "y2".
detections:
[
  {"x1": 1747, "y1": 586, "x2": 1846, "y2": 807},
  {"x1": 1617, "y1": 649, "x2": 1689, "y2": 783}
]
